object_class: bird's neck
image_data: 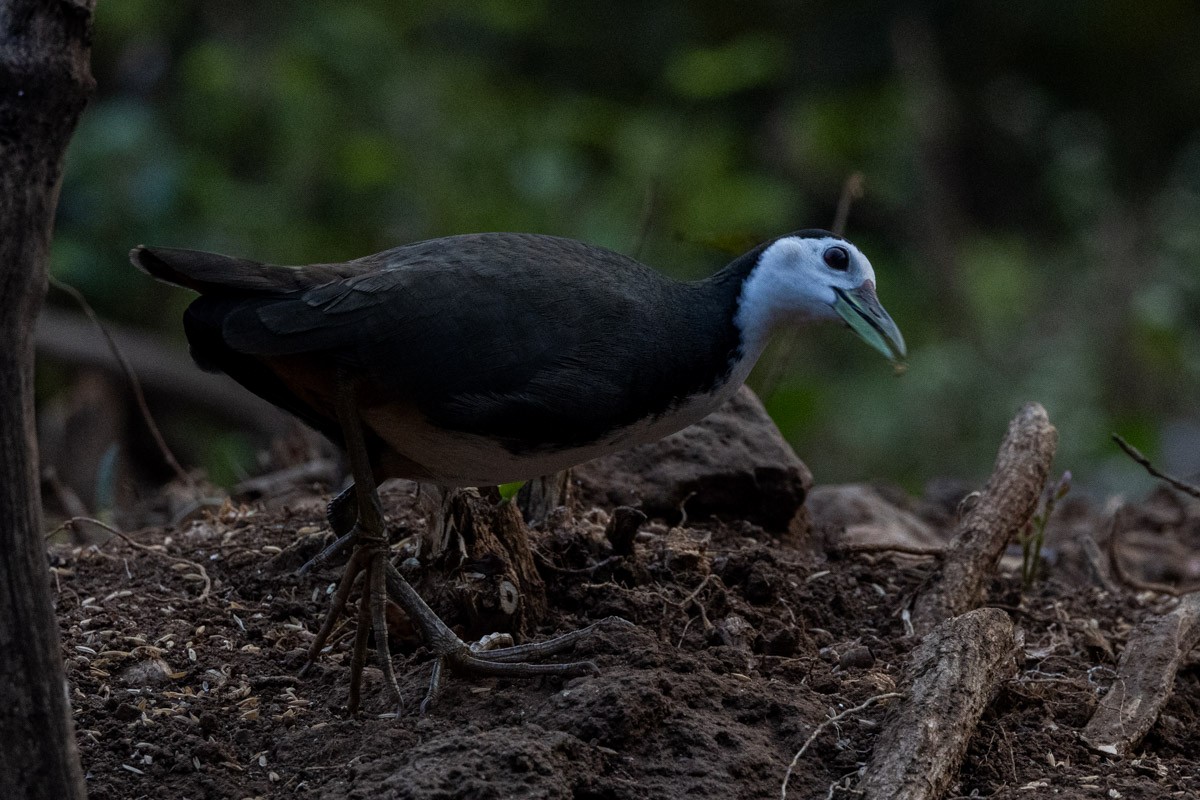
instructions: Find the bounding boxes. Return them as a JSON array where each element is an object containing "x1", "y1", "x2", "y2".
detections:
[{"x1": 669, "y1": 246, "x2": 774, "y2": 397}]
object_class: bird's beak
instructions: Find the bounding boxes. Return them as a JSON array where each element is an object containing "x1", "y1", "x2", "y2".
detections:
[{"x1": 832, "y1": 281, "x2": 907, "y2": 364}]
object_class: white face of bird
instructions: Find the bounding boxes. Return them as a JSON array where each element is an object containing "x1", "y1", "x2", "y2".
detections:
[{"x1": 734, "y1": 234, "x2": 907, "y2": 364}]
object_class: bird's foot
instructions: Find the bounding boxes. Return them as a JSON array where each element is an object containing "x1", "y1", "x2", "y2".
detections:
[
  {"x1": 416, "y1": 609, "x2": 633, "y2": 714},
  {"x1": 299, "y1": 537, "x2": 631, "y2": 716},
  {"x1": 381, "y1": 558, "x2": 630, "y2": 714},
  {"x1": 299, "y1": 530, "x2": 403, "y2": 715}
]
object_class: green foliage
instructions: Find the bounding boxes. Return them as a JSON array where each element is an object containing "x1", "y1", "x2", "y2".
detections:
[
  {"x1": 46, "y1": 2, "x2": 1200, "y2": 489},
  {"x1": 1020, "y1": 471, "x2": 1073, "y2": 590},
  {"x1": 497, "y1": 481, "x2": 526, "y2": 502}
]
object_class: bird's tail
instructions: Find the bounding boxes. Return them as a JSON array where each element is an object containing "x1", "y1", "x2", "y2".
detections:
[{"x1": 130, "y1": 246, "x2": 359, "y2": 295}]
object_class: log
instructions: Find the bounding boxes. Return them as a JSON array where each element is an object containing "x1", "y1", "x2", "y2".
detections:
[
  {"x1": 859, "y1": 608, "x2": 1020, "y2": 800},
  {"x1": 1082, "y1": 592, "x2": 1200, "y2": 756},
  {"x1": 37, "y1": 306, "x2": 290, "y2": 433},
  {"x1": 0, "y1": 2, "x2": 96, "y2": 797},
  {"x1": 910, "y1": 403, "x2": 1057, "y2": 635}
]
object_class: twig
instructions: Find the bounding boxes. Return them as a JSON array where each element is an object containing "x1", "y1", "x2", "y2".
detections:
[
  {"x1": 630, "y1": 180, "x2": 660, "y2": 260},
  {"x1": 42, "y1": 466, "x2": 88, "y2": 518},
  {"x1": 832, "y1": 172, "x2": 865, "y2": 237},
  {"x1": 47, "y1": 516, "x2": 211, "y2": 602},
  {"x1": 679, "y1": 573, "x2": 716, "y2": 608},
  {"x1": 1112, "y1": 433, "x2": 1200, "y2": 500},
  {"x1": 832, "y1": 541, "x2": 946, "y2": 558},
  {"x1": 47, "y1": 277, "x2": 196, "y2": 491},
  {"x1": 781, "y1": 692, "x2": 904, "y2": 799},
  {"x1": 533, "y1": 550, "x2": 621, "y2": 577}
]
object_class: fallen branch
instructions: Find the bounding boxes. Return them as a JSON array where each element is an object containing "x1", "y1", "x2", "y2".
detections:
[
  {"x1": 858, "y1": 608, "x2": 1020, "y2": 800},
  {"x1": 1112, "y1": 433, "x2": 1200, "y2": 500},
  {"x1": 781, "y1": 691, "x2": 904, "y2": 799},
  {"x1": 233, "y1": 458, "x2": 339, "y2": 498},
  {"x1": 832, "y1": 541, "x2": 946, "y2": 558},
  {"x1": 910, "y1": 403, "x2": 1057, "y2": 635},
  {"x1": 1082, "y1": 592, "x2": 1200, "y2": 756},
  {"x1": 36, "y1": 306, "x2": 288, "y2": 433}
]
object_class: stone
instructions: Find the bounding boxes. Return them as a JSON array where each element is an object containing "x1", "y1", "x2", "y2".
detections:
[{"x1": 573, "y1": 386, "x2": 812, "y2": 532}]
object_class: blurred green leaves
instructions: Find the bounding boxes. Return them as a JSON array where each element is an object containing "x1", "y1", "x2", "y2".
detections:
[
  {"x1": 664, "y1": 34, "x2": 787, "y2": 99},
  {"x1": 45, "y1": 0, "x2": 1200, "y2": 492}
]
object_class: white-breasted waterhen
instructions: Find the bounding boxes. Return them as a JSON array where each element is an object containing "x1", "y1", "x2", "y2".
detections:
[{"x1": 131, "y1": 229, "x2": 905, "y2": 711}]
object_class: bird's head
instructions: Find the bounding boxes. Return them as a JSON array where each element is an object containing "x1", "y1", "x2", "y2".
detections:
[{"x1": 734, "y1": 230, "x2": 906, "y2": 365}]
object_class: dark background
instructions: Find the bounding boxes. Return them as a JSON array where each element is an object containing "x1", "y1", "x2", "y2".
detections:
[{"x1": 39, "y1": 0, "x2": 1200, "y2": 504}]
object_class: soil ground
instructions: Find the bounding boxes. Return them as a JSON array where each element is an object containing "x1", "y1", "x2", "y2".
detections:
[{"x1": 54, "y1": 478, "x2": 1199, "y2": 800}]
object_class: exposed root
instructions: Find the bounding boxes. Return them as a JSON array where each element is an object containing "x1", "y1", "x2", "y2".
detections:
[{"x1": 780, "y1": 692, "x2": 903, "y2": 799}]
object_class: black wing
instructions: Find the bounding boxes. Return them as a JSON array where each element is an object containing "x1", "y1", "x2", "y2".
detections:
[{"x1": 178, "y1": 234, "x2": 724, "y2": 451}]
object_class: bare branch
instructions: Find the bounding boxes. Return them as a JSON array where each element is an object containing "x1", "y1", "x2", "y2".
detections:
[{"x1": 1112, "y1": 433, "x2": 1200, "y2": 500}]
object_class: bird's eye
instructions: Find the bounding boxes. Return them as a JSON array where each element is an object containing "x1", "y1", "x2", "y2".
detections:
[{"x1": 823, "y1": 245, "x2": 850, "y2": 271}]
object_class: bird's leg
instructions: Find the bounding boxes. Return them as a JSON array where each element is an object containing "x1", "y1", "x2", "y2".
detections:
[
  {"x1": 313, "y1": 372, "x2": 629, "y2": 713},
  {"x1": 345, "y1": 586, "x2": 372, "y2": 713},
  {"x1": 380, "y1": 561, "x2": 630, "y2": 711},
  {"x1": 298, "y1": 543, "x2": 369, "y2": 675},
  {"x1": 334, "y1": 374, "x2": 403, "y2": 712}
]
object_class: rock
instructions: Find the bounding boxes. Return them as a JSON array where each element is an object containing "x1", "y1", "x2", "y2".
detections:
[
  {"x1": 119, "y1": 657, "x2": 174, "y2": 688},
  {"x1": 808, "y1": 484, "x2": 944, "y2": 553},
  {"x1": 573, "y1": 387, "x2": 812, "y2": 532},
  {"x1": 838, "y1": 645, "x2": 876, "y2": 670}
]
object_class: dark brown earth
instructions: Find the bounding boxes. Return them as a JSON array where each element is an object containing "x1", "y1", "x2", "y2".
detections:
[{"x1": 52, "y1": 434, "x2": 1200, "y2": 799}]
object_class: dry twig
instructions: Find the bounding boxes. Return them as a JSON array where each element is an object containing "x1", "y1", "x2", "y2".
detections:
[
  {"x1": 761, "y1": 173, "x2": 865, "y2": 400},
  {"x1": 832, "y1": 172, "x2": 865, "y2": 237},
  {"x1": 781, "y1": 692, "x2": 904, "y2": 799},
  {"x1": 832, "y1": 541, "x2": 946, "y2": 558},
  {"x1": 1105, "y1": 509, "x2": 1197, "y2": 597},
  {"x1": 1112, "y1": 433, "x2": 1200, "y2": 500},
  {"x1": 47, "y1": 516, "x2": 212, "y2": 602},
  {"x1": 48, "y1": 276, "x2": 195, "y2": 491}
]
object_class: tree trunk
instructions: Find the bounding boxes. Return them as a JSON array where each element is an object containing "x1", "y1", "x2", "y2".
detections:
[{"x1": 0, "y1": 2, "x2": 96, "y2": 798}]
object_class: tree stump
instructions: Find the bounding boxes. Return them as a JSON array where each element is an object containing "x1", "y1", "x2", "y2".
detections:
[{"x1": 409, "y1": 487, "x2": 549, "y2": 641}]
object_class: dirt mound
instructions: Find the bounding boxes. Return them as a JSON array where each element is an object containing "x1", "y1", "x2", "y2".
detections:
[
  {"x1": 53, "y1": 481, "x2": 1198, "y2": 799},
  {"x1": 53, "y1": 398, "x2": 1200, "y2": 799}
]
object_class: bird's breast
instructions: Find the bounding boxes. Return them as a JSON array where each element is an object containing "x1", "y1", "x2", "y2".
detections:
[{"x1": 361, "y1": 352, "x2": 755, "y2": 486}]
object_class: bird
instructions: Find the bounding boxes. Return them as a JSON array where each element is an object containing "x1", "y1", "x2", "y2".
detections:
[{"x1": 131, "y1": 229, "x2": 905, "y2": 711}]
